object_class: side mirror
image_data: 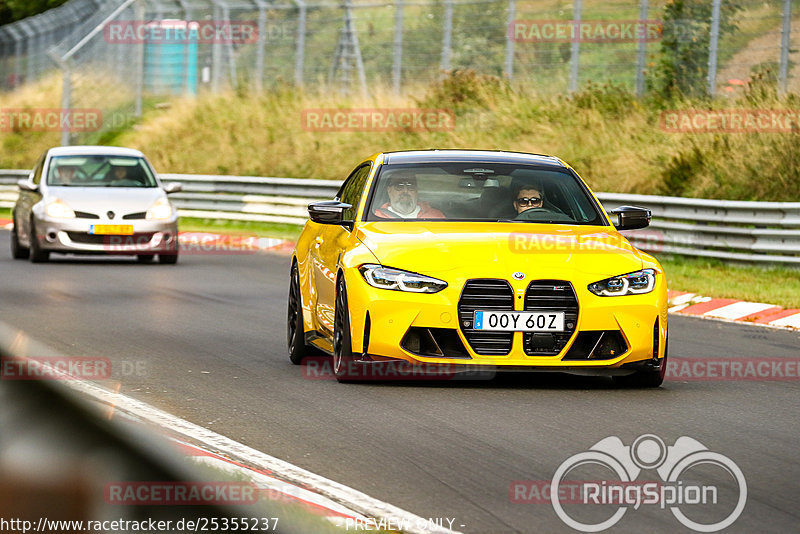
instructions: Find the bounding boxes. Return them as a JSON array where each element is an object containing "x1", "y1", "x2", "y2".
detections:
[
  {"x1": 17, "y1": 179, "x2": 38, "y2": 192},
  {"x1": 308, "y1": 201, "x2": 352, "y2": 225},
  {"x1": 610, "y1": 205, "x2": 651, "y2": 231},
  {"x1": 163, "y1": 182, "x2": 182, "y2": 194}
]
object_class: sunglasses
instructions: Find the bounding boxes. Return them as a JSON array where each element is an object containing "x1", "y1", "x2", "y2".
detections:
[
  {"x1": 515, "y1": 196, "x2": 543, "y2": 206},
  {"x1": 390, "y1": 181, "x2": 417, "y2": 190}
]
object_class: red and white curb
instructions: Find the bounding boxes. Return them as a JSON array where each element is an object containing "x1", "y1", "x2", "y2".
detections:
[
  {"x1": 175, "y1": 440, "x2": 368, "y2": 524},
  {"x1": 668, "y1": 290, "x2": 800, "y2": 330},
  {"x1": 62, "y1": 376, "x2": 460, "y2": 534}
]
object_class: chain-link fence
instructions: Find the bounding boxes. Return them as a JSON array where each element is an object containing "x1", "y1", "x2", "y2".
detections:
[{"x1": 0, "y1": 0, "x2": 797, "y2": 144}]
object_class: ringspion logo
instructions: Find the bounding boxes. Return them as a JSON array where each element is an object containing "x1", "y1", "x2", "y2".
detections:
[{"x1": 550, "y1": 434, "x2": 746, "y2": 532}]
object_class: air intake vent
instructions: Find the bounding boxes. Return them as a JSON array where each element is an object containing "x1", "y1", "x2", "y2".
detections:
[
  {"x1": 458, "y1": 279, "x2": 514, "y2": 355},
  {"x1": 523, "y1": 280, "x2": 579, "y2": 356}
]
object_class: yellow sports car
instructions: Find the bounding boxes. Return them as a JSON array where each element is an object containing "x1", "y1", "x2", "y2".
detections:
[{"x1": 288, "y1": 150, "x2": 668, "y2": 386}]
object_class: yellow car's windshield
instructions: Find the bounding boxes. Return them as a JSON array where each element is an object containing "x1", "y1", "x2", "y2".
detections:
[{"x1": 364, "y1": 163, "x2": 607, "y2": 225}]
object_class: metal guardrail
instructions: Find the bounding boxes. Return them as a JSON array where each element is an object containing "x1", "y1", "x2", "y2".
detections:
[{"x1": 2, "y1": 170, "x2": 799, "y2": 265}]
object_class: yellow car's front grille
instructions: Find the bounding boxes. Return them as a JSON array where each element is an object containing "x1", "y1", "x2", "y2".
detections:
[
  {"x1": 522, "y1": 280, "x2": 579, "y2": 356},
  {"x1": 457, "y1": 279, "x2": 514, "y2": 355}
]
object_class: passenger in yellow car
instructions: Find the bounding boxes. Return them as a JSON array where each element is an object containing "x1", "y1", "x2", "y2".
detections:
[{"x1": 374, "y1": 173, "x2": 445, "y2": 219}]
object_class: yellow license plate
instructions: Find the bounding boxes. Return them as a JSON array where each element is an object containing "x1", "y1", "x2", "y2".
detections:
[{"x1": 90, "y1": 224, "x2": 134, "y2": 235}]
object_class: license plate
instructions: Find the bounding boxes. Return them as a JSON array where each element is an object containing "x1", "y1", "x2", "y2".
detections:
[
  {"x1": 473, "y1": 311, "x2": 565, "y2": 331},
  {"x1": 89, "y1": 224, "x2": 134, "y2": 235}
]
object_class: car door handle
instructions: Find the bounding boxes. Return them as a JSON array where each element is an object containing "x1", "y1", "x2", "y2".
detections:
[{"x1": 315, "y1": 237, "x2": 323, "y2": 245}]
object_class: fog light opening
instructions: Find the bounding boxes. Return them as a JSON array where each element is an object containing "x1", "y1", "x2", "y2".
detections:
[{"x1": 47, "y1": 231, "x2": 57, "y2": 242}]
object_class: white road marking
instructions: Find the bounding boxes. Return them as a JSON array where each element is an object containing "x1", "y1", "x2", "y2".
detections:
[
  {"x1": 769, "y1": 313, "x2": 800, "y2": 329},
  {"x1": 61, "y1": 377, "x2": 461, "y2": 534},
  {"x1": 703, "y1": 301, "x2": 775, "y2": 320}
]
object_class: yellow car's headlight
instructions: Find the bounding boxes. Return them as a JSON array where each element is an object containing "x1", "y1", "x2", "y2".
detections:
[
  {"x1": 45, "y1": 198, "x2": 75, "y2": 219},
  {"x1": 588, "y1": 269, "x2": 655, "y2": 296},
  {"x1": 146, "y1": 197, "x2": 174, "y2": 220},
  {"x1": 359, "y1": 264, "x2": 447, "y2": 293}
]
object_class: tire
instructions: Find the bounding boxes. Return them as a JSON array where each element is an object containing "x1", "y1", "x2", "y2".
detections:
[
  {"x1": 10, "y1": 214, "x2": 29, "y2": 260},
  {"x1": 158, "y1": 245, "x2": 178, "y2": 264},
  {"x1": 28, "y1": 219, "x2": 49, "y2": 263},
  {"x1": 332, "y1": 275, "x2": 360, "y2": 382},
  {"x1": 137, "y1": 254, "x2": 155, "y2": 263},
  {"x1": 287, "y1": 263, "x2": 312, "y2": 365},
  {"x1": 613, "y1": 336, "x2": 668, "y2": 388}
]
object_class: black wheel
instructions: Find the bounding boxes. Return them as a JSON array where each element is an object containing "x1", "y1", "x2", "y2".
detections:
[
  {"x1": 287, "y1": 263, "x2": 312, "y2": 365},
  {"x1": 614, "y1": 336, "x2": 668, "y2": 388},
  {"x1": 137, "y1": 254, "x2": 155, "y2": 263},
  {"x1": 158, "y1": 245, "x2": 178, "y2": 264},
  {"x1": 332, "y1": 275, "x2": 359, "y2": 382},
  {"x1": 28, "y1": 219, "x2": 49, "y2": 263},
  {"x1": 10, "y1": 214, "x2": 29, "y2": 260}
]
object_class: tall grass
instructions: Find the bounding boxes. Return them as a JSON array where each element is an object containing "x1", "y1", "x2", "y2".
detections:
[{"x1": 2, "y1": 70, "x2": 798, "y2": 201}]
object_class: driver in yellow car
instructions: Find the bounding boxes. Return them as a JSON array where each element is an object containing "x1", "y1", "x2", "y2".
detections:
[{"x1": 512, "y1": 184, "x2": 544, "y2": 214}]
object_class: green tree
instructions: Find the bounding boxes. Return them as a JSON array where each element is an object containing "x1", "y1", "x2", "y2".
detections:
[
  {"x1": 0, "y1": 0, "x2": 68, "y2": 26},
  {"x1": 650, "y1": 0, "x2": 742, "y2": 99}
]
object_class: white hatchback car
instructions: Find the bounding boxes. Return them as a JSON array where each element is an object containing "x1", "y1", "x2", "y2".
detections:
[{"x1": 11, "y1": 146, "x2": 181, "y2": 264}]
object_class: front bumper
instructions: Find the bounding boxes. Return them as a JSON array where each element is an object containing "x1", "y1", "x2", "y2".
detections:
[
  {"x1": 33, "y1": 214, "x2": 178, "y2": 255},
  {"x1": 341, "y1": 270, "x2": 668, "y2": 371}
]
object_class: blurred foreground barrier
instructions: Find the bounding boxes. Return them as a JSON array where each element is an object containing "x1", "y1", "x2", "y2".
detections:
[
  {"x1": 3, "y1": 170, "x2": 799, "y2": 265},
  {"x1": 0, "y1": 320, "x2": 292, "y2": 531}
]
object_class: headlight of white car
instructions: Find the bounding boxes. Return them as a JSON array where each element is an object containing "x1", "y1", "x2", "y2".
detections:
[
  {"x1": 44, "y1": 198, "x2": 75, "y2": 219},
  {"x1": 359, "y1": 264, "x2": 448, "y2": 293},
  {"x1": 588, "y1": 269, "x2": 656, "y2": 296},
  {"x1": 146, "y1": 197, "x2": 174, "y2": 220}
]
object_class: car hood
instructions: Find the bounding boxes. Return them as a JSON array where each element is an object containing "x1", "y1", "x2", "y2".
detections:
[
  {"x1": 45, "y1": 187, "x2": 165, "y2": 214},
  {"x1": 355, "y1": 222, "x2": 644, "y2": 280}
]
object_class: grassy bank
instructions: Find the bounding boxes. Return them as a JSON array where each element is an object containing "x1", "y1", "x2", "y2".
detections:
[{"x1": 2, "y1": 71, "x2": 800, "y2": 201}]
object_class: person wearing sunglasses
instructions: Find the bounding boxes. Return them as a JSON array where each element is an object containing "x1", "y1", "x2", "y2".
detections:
[
  {"x1": 513, "y1": 185, "x2": 544, "y2": 215},
  {"x1": 374, "y1": 172, "x2": 445, "y2": 219}
]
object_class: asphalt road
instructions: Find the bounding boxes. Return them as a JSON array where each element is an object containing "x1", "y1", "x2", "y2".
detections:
[{"x1": 1, "y1": 236, "x2": 799, "y2": 533}]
